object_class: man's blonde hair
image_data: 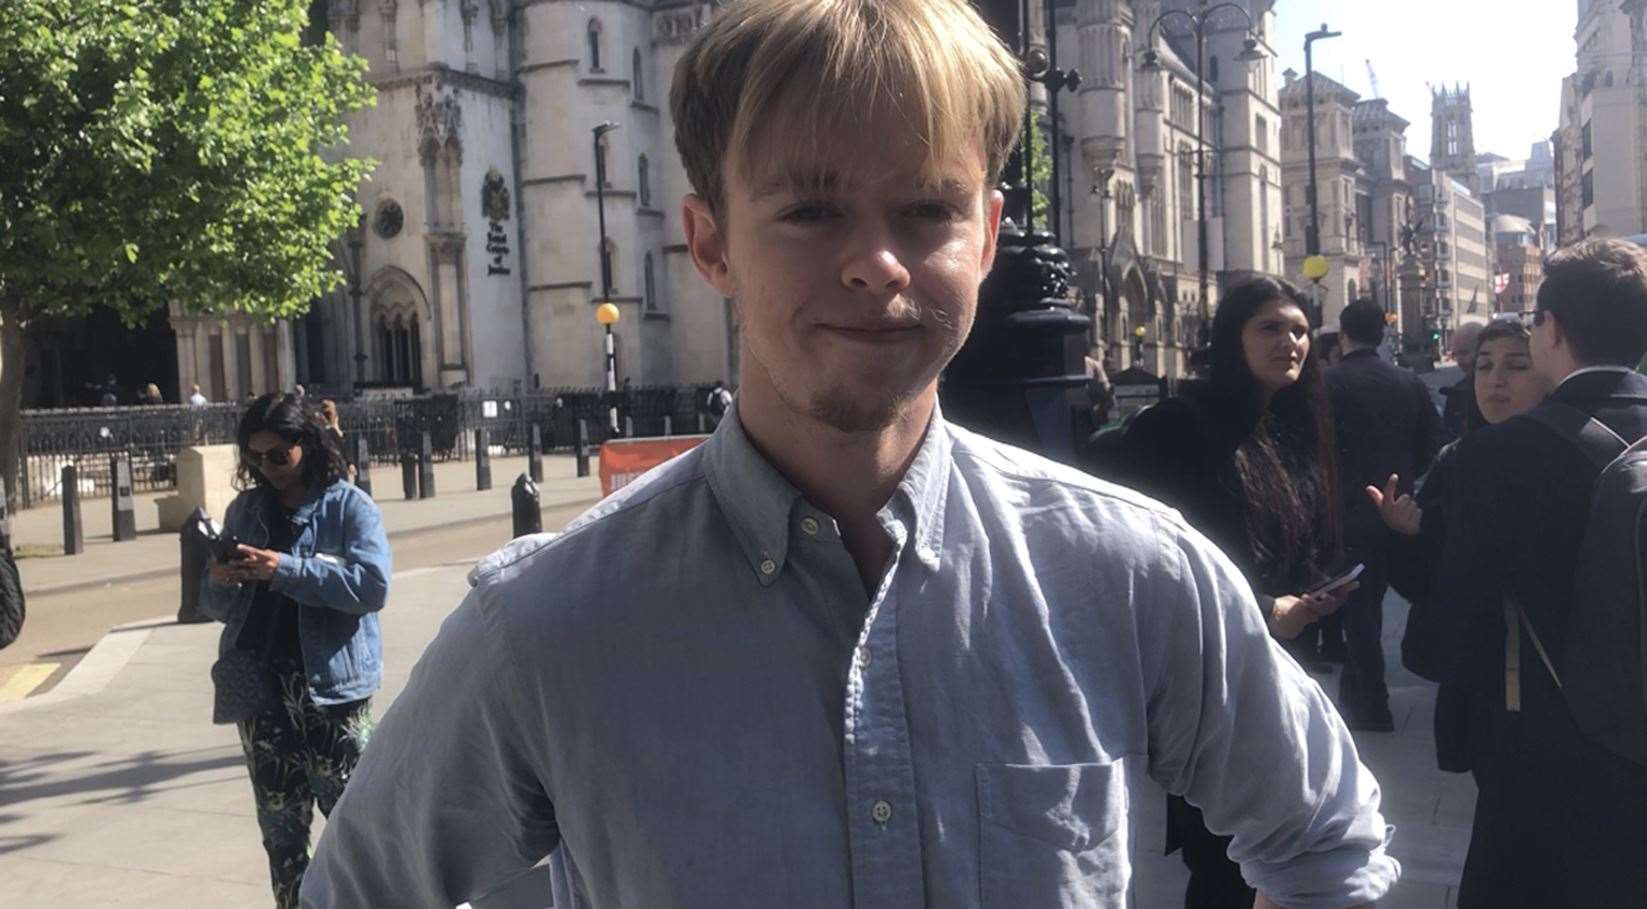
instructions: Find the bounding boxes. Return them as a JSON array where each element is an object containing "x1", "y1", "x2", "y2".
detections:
[{"x1": 670, "y1": 0, "x2": 1026, "y2": 214}]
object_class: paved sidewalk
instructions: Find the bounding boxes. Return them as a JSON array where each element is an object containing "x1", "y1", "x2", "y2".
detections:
[
  {"x1": 10, "y1": 454, "x2": 600, "y2": 596},
  {"x1": 0, "y1": 558, "x2": 1471, "y2": 905}
]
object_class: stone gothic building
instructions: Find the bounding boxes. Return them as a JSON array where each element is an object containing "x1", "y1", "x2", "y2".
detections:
[
  {"x1": 173, "y1": 0, "x2": 741, "y2": 402},
  {"x1": 1053, "y1": 0, "x2": 1282, "y2": 377}
]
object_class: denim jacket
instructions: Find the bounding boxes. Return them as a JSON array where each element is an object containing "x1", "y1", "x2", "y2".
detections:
[{"x1": 200, "y1": 479, "x2": 392, "y2": 705}]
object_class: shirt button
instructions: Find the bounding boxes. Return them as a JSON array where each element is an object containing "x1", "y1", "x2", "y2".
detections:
[
  {"x1": 871, "y1": 800, "x2": 893, "y2": 824},
  {"x1": 800, "y1": 516, "x2": 820, "y2": 536},
  {"x1": 759, "y1": 558, "x2": 777, "y2": 575}
]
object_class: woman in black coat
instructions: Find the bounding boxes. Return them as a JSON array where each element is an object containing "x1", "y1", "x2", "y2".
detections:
[
  {"x1": 1368, "y1": 319, "x2": 1554, "y2": 774},
  {"x1": 1108, "y1": 274, "x2": 1352, "y2": 909}
]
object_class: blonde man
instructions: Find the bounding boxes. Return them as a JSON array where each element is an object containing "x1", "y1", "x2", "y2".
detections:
[{"x1": 303, "y1": 2, "x2": 1398, "y2": 906}]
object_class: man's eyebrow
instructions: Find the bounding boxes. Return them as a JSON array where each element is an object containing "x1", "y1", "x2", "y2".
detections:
[{"x1": 752, "y1": 171, "x2": 844, "y2": 200}]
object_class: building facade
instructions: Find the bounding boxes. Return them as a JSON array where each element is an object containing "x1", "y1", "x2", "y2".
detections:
[
  {"x1": 1408, "y1": 157, "x2": 1492, "y2": 350},
  {"x1": 1278, "y1": 70, "x2": 1366, "y2": 329},
  {"x1": 1352, "y1": 98, "x2": 1414, "y2": 326},
  {"x1": 1430, "y1": 84, "x2": 1480, "y2": 193},
  {"x1": 1554, "y1": 0, "x2": 1647, "y2": 242},
  {"x1": 1492, "y1": 214, "x2": 1544, "y2": 316},
  {"x1": 166, "y1": 0, "x2": 742, "y2": 404},
  {"x1": 1056, "y1": 0, "x2": 1282, "y2": 378}
]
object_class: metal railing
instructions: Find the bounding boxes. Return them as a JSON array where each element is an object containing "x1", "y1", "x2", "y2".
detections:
[{"x1": 16, "y1": 385, "x2": 721, "y2": 508}]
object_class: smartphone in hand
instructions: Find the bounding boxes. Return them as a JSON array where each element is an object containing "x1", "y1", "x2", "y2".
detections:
[
  {"x1": 211, "y1": 533, "x2": 247, "y2": 564},
  {"x1": 1305, "y1": 563, "x2": 1365, "y2": 598}
]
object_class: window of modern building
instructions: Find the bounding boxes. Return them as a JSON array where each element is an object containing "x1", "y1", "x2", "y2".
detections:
[{"x1": 587, "y1": 19, "x2": 603, "y2": 71}]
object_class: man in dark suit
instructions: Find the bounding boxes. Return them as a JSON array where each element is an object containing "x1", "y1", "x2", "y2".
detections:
[
  {"x1": 1440, "y1": 238, "x2": 1647, "y2": 906},
  {"x1": 1327, "y1": 300, "x2": 1445, "y2": 729}
]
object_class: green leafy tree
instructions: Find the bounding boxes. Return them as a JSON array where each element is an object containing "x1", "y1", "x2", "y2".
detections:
[{"x1": 0, "y1": 0, "x2": 374, "y2": 502}]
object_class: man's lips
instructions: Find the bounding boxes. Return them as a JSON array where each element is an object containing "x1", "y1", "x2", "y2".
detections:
[{"x1": 818, "y1": 324, "x2": 923, "y2": 343}]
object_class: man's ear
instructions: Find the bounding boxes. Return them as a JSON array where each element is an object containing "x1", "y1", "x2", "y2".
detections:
[
  {"x1": 683, "y1": 194, "x2": 737, "y2": 298},
  {"x1": 980, "y1": 189, "x2": 1005, "y2": 275}
]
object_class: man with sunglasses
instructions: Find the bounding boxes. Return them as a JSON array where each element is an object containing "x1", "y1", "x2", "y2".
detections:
[{"x1": 1439, "y1": 238, "x2": 1647, "y2": 905}]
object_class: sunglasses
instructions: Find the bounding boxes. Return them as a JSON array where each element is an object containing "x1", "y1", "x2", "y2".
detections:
[{"x1": 244, "y1": 440, "x2": 298, "y2": 469}]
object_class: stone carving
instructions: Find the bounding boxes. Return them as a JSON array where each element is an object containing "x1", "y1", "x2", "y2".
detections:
[
  {"x1": 481, "y1": 169, "x2": 511, "y2": 222},
  {"x1": 657, "y1": 4, "x2": 710, "y2": 45},
  {"x1": 461, "y1": 0, "x2": 479, "y2": 53},
  {"x1": 416, "y1": 85, "x2": 463, "y2": 160}
]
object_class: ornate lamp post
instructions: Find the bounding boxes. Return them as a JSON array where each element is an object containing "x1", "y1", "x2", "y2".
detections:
[
  {"x1": 940, "y1": 0, "x2": 1088, "y2": 461},
  {"x1": 1140, "y1": 2, "x2": 1267, "y2": 346}
]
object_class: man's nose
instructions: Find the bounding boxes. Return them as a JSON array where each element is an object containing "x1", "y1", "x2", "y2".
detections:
[{"x1": 841, "y1": 235, "x2": 911, "y2": 295}]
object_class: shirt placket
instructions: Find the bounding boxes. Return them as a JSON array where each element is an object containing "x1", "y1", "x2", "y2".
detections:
[{"x1": 842, "y1": 511, "x2": 925, "y2": 909}]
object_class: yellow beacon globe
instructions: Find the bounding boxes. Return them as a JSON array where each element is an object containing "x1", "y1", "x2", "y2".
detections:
[
  {"x1": 1302, "y1": 255, "x2": 1330, "y2": 283},
  {"x1": 596, "y1": 302, "x2": 621, "y2": 326}
]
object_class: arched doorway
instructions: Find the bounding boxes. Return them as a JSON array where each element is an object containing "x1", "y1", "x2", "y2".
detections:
[{"x1": 365, "y1": 269, "x2": 433, "y2": 390}]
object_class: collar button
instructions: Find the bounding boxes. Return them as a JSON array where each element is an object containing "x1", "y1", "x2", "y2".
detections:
[
  {"x1": 759, "y1": 558, "x2": 778, "y2": 575},
  {"x1": 800, "y1": 516, "x2": 820, "y2": 536}
]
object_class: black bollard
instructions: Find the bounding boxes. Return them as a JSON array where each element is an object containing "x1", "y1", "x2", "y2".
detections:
[
  {"x1": 0, "y1": 475, "x2": 11, "y2": 557},
  {"x1": 575, "y1": 419, "x2": 591, "y2": 478},
  {"x1": 401, "y1": 453, "x2": 418, "y2": 500},
  {"x1": 110, "y1": 452, "x2": 137, "y2": 542},
  {"x1": 176, "y1": 506, "x2": 213, "y2": 624},
  {"x1": 527, "y1": 424, "x2": 544, "y2": 483},
  {"x1": 418, "y1": 431, "x2": 436, "y2": 499},
  {"x1": 475, "y1": 427, "x2": 493, "y2": 491},
  {"x1": 352, "y1": 435, "x2": 372, "y2": 496},
  {"x1": 61, "y1": 464, "x2": 84, "y2": 555},
  {"x1": 511, "y1": 473, "x2": 542, "y2": 538}
]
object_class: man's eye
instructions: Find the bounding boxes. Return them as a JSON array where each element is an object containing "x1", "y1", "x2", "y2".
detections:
[
  {"x1": 780, "y1": 204, "x2": 837, "y2": 222},
  {"x1": 905, "y1": 201, "x2": 959, "y2": 221}
]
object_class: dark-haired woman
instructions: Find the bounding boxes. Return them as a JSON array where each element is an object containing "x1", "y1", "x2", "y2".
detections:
[
  {"x1": 200, "y1": 392, "x2": 391, "y2": 908},
  {"x1": 1110, "y1": 274, "x2": 1353, "y2": 908}
]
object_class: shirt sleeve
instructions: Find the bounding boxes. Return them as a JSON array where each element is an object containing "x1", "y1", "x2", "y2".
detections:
[
  {"x1": 300, "y1": 582, "x2": 560, "y2": 907},
  {"x1": 271, "y1": 493, "x2": 392, "y2": 616},
  {"x1": 1141, "y1": 513, "x2": 1400, "y2": 907}
]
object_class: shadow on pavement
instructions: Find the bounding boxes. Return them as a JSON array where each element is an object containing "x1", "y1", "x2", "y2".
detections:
[{"x1": 0, "y1": 746, "x2": 242, "y2": 809}]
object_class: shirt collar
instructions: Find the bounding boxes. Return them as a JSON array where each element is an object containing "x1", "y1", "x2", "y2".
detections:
[
  {"x1": 702, "y1": 401, "x2": 953, "y2": 582},
  {"x1": 1557, "y1": 365, "x2": 1639, "y2": 391}
]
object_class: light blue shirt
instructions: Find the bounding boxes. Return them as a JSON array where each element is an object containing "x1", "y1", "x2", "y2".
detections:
[{"x1": 304, "y1": 406, "x2": 1398, "y2": 908}]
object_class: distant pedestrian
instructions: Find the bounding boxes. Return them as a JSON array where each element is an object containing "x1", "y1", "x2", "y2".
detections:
[
  {"x1": 139, "y1": 382, "x2": 164, "y2": 406},
  {"x1": 188, "y1": 384, "x2": 209, "y2": 407},
  {"x1": 1318, "y1": 330, "x2": 1343, "y2": 367},
  {"x1": 99, "y1": 374, "x2": 119, "y2": 407},
  {"x1": 1326, "y1": 299, "x2": 1444, "y2": 731},
  {"x1": 199, "y1": 392, "x2": 391, "y2": 908},
  {"x1": 1368, "y1": 319, "x2": 1552, "y2": 772},
  {"x1": 1083, "y1": 346, "x2": 1115, "y2": 428},
  {"x1": 1439, "y1": 238, "x2": 1647, "y2": 906},
  {"x1": 1442, "y1": 321, "x2": 1486, "y2": 442},
  {"x1": 293, "y1": 384, "x2": 306, "y2": 400},
  {"x1": 1110, "y1": 273, "x2": 1354, "y2": 908},
  {"x1": 319, "y1": 400, "x2": 354, "y2": 485}
]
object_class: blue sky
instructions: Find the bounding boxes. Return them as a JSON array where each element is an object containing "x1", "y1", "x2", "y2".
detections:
[{"x1": 1269, "y1": 0, "x2": 1577, "y2": 165}]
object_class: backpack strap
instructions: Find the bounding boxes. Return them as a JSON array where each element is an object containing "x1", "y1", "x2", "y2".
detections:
[
  {"x1": 1523, "y1": 403, "x2": 1630, "y2": 471},
  {"x1": 1505, "y1": 592, "x2": 1563, "y2": 712}
]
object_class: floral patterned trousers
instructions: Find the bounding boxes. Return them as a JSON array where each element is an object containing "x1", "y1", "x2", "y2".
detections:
[{"x1": 236, "y1": 662, "x2": 372, "y2": 909}]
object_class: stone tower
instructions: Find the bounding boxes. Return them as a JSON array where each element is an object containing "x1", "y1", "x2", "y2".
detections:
[{"x1": 1430, "y1": 83, "x2": 1479, "y2": 192}]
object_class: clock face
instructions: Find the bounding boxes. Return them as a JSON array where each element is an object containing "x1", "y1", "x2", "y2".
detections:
[{"x1": 374, "y1": 200, "x2": 404, "y2": 239}]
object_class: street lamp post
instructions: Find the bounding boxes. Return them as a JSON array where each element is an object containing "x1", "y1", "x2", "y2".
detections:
[
  {"x1": 1304, "y1": 24, "x2": 1342, "y2": 258},
  {"x1": 1090, "y1": 168, "x2": 1116, "y2": 352},
  {"x1": 596, "y1": 302, "x2": 620, "y2": 434},
  {"x1": 1141, "y1": 3, "x2": 1267, "y2": 348},
  {"x1": 592, "y1": 121, "x2": 621, "y2": 306}
]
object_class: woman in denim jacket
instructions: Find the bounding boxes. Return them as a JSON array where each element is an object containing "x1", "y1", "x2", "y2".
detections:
[{"x1": 201, "y1": 392, "x2": 391, "y2": 908}]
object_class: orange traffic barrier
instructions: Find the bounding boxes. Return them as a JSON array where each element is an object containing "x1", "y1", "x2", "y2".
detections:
[{"x1": 597, "y1": 435, "x2": 711, "y2": 497}]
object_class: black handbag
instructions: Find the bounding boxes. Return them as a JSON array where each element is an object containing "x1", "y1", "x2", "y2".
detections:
[{"x1": 210, "y1": 606, "x2": 281, "y2": 725}]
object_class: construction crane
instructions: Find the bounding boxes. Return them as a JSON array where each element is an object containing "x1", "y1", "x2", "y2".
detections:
[{"x1": 1366, "y1": 59, "x2": 1381, "y2": 99}]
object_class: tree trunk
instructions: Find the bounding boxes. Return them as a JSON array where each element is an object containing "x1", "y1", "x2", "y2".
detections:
[{"x1": 0, "y1": 299, "x2": 28, "y2": 514}]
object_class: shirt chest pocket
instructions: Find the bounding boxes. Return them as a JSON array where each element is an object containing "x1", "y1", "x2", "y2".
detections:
[{"x1": 975, "y1": 760, "x2": 1129, "y2": 908}]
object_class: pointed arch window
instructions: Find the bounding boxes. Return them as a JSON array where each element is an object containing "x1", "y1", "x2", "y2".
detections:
[
  {"x1": 587, "y1": 19, "x2": 603, "y2": 71},
  {"x1": 632, "y1": 48, "x2": 644, "y2": 100},
  {"x1": 638, "y1": 155, "x2": 651, "y2": 207}
]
